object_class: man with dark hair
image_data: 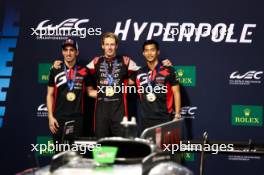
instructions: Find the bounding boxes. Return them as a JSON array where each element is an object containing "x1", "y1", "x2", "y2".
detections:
[
  {"x1": 46, "y1": 38, "x2": 95, "y2": 144},
  {"x1": 142, "y1": 39, "x2": 160, "y2": 51},
  {"x1": 130, "y1": 39, "x2": 181, "y2": 132},
  {"x1": 52, "y1": 35, "x2": 173, "y2": 138}
]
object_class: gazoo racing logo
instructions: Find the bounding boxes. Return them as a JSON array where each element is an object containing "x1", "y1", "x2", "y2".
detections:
[
  {"x1": 229, "y1": 70, "x2": 263, "y2": 85},
  {"x1": 114, "y1": 19, "x2": 256, "y2": 43},
  {"x1": 31, "y1": 18, "x2": 102, "y2": 40}
]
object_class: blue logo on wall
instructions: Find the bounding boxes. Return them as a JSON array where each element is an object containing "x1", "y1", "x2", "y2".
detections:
[{"x1": 0, "y1": 5, "x2": 20, "y2": 128}]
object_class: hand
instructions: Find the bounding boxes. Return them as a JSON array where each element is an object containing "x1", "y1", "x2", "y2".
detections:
[
  {"x1": 88, "y1": 89, "x2": 98, "y2": 98},
  {"x1": 49, "y1": 117, "x2": 59, "y2": 134},
  {"x1": 173, "y1": 113, "x2": 181, "y2": 121},
  {"x1": 53, "y1": 60, "x2": 63, "y2": 69},
  {"x1": 162, "y1": 59, "x2": 173, "y2": 67}
]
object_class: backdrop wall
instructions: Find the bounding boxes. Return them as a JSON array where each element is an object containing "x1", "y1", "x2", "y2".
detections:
[{"x1": 0, "y1": 0, "x2": 263, "y2": 174}]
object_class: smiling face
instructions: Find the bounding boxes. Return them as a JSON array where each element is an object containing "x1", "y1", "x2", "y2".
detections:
[
  {"x1": 102, "y1": 37, "x2": 118, "y2": 58},
  {"x1": 143, "y1": 44, "x2": 160, "y2": 63},
  {"x1": 62, "y1": 46, "x2": 79, "y2": 63}
]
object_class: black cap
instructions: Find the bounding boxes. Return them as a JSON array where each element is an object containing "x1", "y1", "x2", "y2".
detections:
[{"x1": 61, "y1": 38, "x2": 78, "y2": 50}]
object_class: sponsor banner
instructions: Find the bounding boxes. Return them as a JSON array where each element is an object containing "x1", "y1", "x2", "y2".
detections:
[
  {"x1": 231, "y1": 105, "x2": 263, "y2": 126},
  {"x1": 229, "y1": 71, "x2": 263, "y2": 85},
  {"x1": 38, "y1": 63, "x2": 52, "y2": 83},
  {"x1": 173, "y1": 66, "x2": 196, "y2": 87}
]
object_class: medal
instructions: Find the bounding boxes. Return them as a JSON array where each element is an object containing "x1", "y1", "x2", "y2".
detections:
[
  {"x1": 66, "y1": 92, "x2": 76, "y2": 101},
  {"x1": 146, "y1": 92, "x2": 156, "y2": 102},
  {"x1": 106, "y1": 86, "x2": 114, "y2": 97},
  {"x1": 64, "y1": 64, "x2": 77, "y2": 101},
  {"x1": 145, "y1": 64, "x2": 160, "y2": 102}
]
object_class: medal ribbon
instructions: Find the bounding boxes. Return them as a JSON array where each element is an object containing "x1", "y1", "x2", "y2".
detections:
[
  {"x1": 103, "y1": 58, "x2": 118, "y2": 86},
  {"x1": 146, "y1": 63, "x2": 160, "y2": 92},
  {"x1": 64, "y1": 64, "x2": 77, "y2": 91}
]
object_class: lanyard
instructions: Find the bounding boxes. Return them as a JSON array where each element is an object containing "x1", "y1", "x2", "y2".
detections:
[
  {"x1": 64, "y1": 64, "x2": 77, "y2": 91},
  {"x1": 103, "y1": 58, "x2": 118, "y2": 86},
  {"x1": 146, "y1": 63, "x2": 160, "y2": 88}
]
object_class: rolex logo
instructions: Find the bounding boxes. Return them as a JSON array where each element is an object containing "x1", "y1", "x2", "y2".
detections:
[
  {"x1": 243, "y1": 108, "x2": 251, "y2": 117},
  {"x1": 232, "y1": 105, "x2": 263, "y2": 127},
  {"x1": 177, "y1": 69, "x2": 184, "y2": 77},
  {"x1": 173, "y1": 66, "x2": 196, "y2": 87}
]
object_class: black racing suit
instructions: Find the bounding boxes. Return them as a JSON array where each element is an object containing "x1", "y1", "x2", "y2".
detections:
[
  {"x1": 131, "y1": 64, "x2": 179, "y2": 133},
  {"x1": 87, "y1": 55, "x2": 139, "y2": 138}
]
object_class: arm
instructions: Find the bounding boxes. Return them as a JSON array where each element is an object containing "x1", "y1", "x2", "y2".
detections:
[
  {"x1": 172, "y1": 85, "x2": 181, "y2": 119},
  {"x1": 52, "y1": 60, "x2": 63, "y2": 69},
  {"x1": 162, "y1": 59, "x2": 173, "y2": 67},
  {"x1": 84, "y1": 66, "x2": 97, "y2": 98},
  {"x1": 128, "y1": 78, "x2": 135, "y2": 85},
  {"x1": 46, "y1": 86, "x2": 59, "y2": 134},
  {"x1": 125, "y1": 56, "x2": 140, "y2": 86},
  {"x1": 167, "y1": 67, "x2": 181, "y2": 119}
]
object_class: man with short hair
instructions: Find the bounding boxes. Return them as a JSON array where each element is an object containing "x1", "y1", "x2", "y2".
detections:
[
  {"x1": 52, "y1": 34, "x2": 173, "y2": 138},
  {"x1": 87, "y1": 32, "x2": 139, "y2": 138},
  {"x1": 129, "y1": 40, "x2": 181, "y2": 132},
  {"x1": 46, "y1": 38, "x2": 94, "y2": 143}
]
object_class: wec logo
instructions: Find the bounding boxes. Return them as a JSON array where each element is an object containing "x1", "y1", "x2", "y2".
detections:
[
  {"x1": 230, "y1": 71, "x2": 263, "y2": 80},
  {"x1": 31, "y1": 18, "x2": 101, "y2": 39},
  {"x1": 36, "y1": 104, "x2": 48, "y2": 118},
  {"x1": 181, "y1": 106, "x2": 197, "y2": 118},
  {"x1": 38, "y1": 104, "x2": 47, "y2": 112},
  {"x1": 229, "y1": 71, "x2": 263, "y2": 85}
]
